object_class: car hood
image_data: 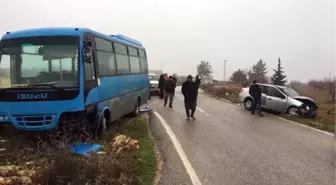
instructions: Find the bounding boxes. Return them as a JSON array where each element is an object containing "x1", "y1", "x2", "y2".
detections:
[
  {"x1": 293, "y1": 96, "x2": 318, "y2": 108},
  {"x1": 150, "y1": 80, "x2": 159, "y2": 84},
  {"x1": 293, "y1": 96, "x2": 315, "y2": 102}
]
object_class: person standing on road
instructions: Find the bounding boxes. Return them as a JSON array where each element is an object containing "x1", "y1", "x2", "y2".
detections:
[
  {"x1": 195, "y1": 75, "x2": 201, "y2": 97},
  {"x1": 249, "y1": 80, "x2": 264, "y2": 117},
  {"x1": 172, "y1": 74, "x2": 178, "y2": 86},
  {"x1": 158, "y1": 74, "x2": 165, "y2": 99},
  {"x1": 164, "y1": 76, "x2": 175, "y2": 107},
  {"x1": 182, "y1": 75, "x2": 198, "y2": 120},
  {"x1": 172, "y1": 74, "x2": 177, "y2": 95}
]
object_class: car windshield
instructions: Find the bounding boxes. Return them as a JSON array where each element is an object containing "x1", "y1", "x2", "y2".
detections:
[
  {"x1": 278, "y1": 87, "x2": 300, "y2": 98},
  {"x1": 149, "y1": 75, "x2": 158, "y2": 81},
  {"x1": 0, "y1": 36, "x2": 79, "y2": 89}
]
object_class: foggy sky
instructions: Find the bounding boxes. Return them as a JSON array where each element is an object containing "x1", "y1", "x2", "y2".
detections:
[{"x1": 0, "y1": 0, "x2": 334, "y2": 82}]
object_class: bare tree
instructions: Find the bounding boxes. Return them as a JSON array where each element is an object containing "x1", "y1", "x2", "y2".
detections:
[
  {"x1": 289, "y1": 80, "x2": 304, "y2": 87},
  {"x1": 308, "y1": 76, "x2": 336, "y2": 101},
  {"x1": 308, "y1": 79, "x2": 320, "y2": 89},
  {"x1": 289, "y1": 80, "x2": 304, "y2": 92}
]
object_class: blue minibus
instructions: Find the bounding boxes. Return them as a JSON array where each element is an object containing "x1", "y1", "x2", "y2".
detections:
[{"x1": 0, "y1": 27, "x2": 149, "y2": 136}]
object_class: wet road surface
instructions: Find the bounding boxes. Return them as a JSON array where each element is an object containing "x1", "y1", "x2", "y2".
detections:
[{"x1": 150, "y1": 88, "x2": 335, "y2": 185}]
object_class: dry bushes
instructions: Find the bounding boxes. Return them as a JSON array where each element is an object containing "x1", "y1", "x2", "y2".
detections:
[
  {"x1": 202, "y1": 83, "x2": 242, "y2": 103},
  {"x1": 0, "y1": 115, "x2": 156, "y2": 185},
  {"x1": 0, "y1": 132, "x2": 140, "y2": 185},
  {"x1": 292, "y1": 85, "x2": 335, "y2": 125},
  {"x1": 34, "y1": 142, "x2": 139, "y2": 185}
]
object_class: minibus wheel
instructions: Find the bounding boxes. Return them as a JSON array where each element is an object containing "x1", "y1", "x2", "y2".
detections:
[
  {"x1": 130, "y1": 99, "x2": 140, "y2": 117},
  {"x1": 95, "y1": 115, "x2": 107, "y2": 139}
]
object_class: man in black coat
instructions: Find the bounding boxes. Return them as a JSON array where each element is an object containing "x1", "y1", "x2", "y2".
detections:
[
  {"x1": 164, "y1": 76, "x2": 175, "y2": 107},
  {"x1": 181, "y1": 75, "x2": 198, "y2": 120},
  {"x1": 158, "y1": 74, "x2": 165, "y2": 99},
  {"x1": 249, "y1": 80, "x2": 263, "y2": 116},
  {"x1": 172, "y1": 74, "x2": 177, "y2": 94}
]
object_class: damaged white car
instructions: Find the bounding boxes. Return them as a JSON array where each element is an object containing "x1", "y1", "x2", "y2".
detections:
[{"x1": 238, "y1": 84, "x2": 318, "y2": 118}]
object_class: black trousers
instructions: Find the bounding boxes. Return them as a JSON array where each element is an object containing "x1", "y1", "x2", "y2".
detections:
[
  {"x1": 159, "y1": 88, "x2": 164, "y2": 99},
  {"x1": 185, "y1": 101, "x2": 196, "y2": 117},
  {"x1": 251, "y1": 96, "x2": 262, "y2": 114}
]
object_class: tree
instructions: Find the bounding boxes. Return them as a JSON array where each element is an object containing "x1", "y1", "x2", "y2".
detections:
[
  {"x1": 271, "y1": 57, "x2": 287, "y2": 85},
  {"x1": 288, "y1": 80, "x2": 304, "y2": 94},
  {"x1": 307, "y1": 79, "x2": 318, "y2": 88},
  {"x1": 308, "y1": 76, "x2": 336, "y2": 101},
  {"x1": 289, "y1": 80, "x2": 304, "y2": 89},
  {"x1": 230, "y1": 68, "x2": 247, "y2": 83},
  {"x1": 197, "y1": 61, "x2": 213, "y2": 80},
  {"x1": 248, "y1": 59, "x2": 268, "y2": 83}
]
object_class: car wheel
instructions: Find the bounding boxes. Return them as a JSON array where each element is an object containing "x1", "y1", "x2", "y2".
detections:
[
  {"x1": 303, "y1": 103, "x2": 318, "y2": 118},
  {"x1": 244, "y1": 98, "x2": 253, "y2": 110},
  {"x1": 286, "y1": 106, "x2": 299, "y2": 116}
]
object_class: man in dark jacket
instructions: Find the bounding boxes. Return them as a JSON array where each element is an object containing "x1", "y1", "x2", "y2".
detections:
[
  {"x1": 182, "y1": 75, "x2": 198, "y2": 120},
  {"x1": 249, "y1": 80, "x2": 263, "y2": 116},
  {"x1": 172, "y1": 74, "x2": 178, "y2": 94},
  {"x1": 164, "y1": 76, "x2": 175, "y2": 107},
  {"x1": 158, "y1": 74, "x2": 165, "y2": 99}
]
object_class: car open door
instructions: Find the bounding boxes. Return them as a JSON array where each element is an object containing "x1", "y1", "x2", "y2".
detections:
[
  {"x1": 259, "y1": 85, "x2": 269, "y2": 106},
  {"x1": 264, "y1": 86, "x2": 287, "y2": 111}
]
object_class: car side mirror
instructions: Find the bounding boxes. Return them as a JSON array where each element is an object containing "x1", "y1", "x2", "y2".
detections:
[
  {"x1": 0, "y1": 49, "x2": 2, "y2": 62},
  {"x1": 83, "y1": 39, "x2": 93, "y2": 63},
  {"x1": 38, "y1": 46, "x2": 44, "y2": 55}
]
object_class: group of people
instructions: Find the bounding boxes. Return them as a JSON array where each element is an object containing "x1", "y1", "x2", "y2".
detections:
[
  {"x1": 158, "y1": 74, "x2": 177, "y2": 107},
  {"x1": 158, "y1": 74, "x2": 201, "y2": 120}
]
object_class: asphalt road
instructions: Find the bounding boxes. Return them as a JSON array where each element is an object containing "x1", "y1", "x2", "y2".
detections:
[{"x1": 150, "y1": 87, "x2": 335, "y2": 185}]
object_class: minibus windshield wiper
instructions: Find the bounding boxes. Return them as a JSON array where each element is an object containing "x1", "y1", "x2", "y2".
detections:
[
  {"x1": 28, "y1": 84, "x2": 64, "y2": 91},
  {"x1": 0, "y1": 86, "x2": 24, "y2": 92}
]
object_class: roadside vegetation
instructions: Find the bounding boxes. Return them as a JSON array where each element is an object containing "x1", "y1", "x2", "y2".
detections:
[
  {"x1": 196, "y1": 59, "x2": 335, "y2": 134},
  {"x1": 0, "y1": 113, "x2": 157, "y2": 185}
]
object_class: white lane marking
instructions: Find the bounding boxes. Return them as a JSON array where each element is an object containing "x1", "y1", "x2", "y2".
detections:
[
  {"x1": 216, "y1": 97, "x2": 334, "y2": 137},
  {"x1": 220, "y1": 98, "x2": 231, "y2": 103},
  {"x1": 175, "y1": 94, "x2": 210, "y2": 116},
  {"x1": 196, "y1": 107, "x2": 210, "y2": 116},
  {"x1": 154, "y1": 112, "x2": 202, "y2": 185}
]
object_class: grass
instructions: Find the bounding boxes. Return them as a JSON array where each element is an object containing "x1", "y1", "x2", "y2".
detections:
[
  {"x1": 117, "y1": 115, "x2": 157, "y2": 185},
  {"x1": 0, "y1": 113, "x2": 157, "y2": 185},
  {"x1": 282, "y1": 115, "x2": 335, "y2": 133}
]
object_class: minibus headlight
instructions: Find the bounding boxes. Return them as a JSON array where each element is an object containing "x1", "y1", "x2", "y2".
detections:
[{"x1": 0, "y1": 116, "x2": 8, "y2": 121}]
